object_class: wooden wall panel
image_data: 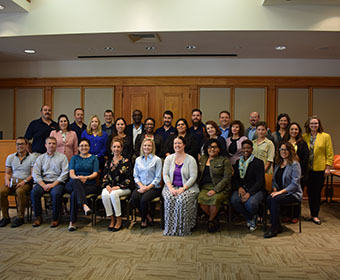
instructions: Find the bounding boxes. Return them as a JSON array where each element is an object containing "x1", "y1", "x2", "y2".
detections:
[{"x1": 0, "y1": 89, "x2": 14, "y2": 139}]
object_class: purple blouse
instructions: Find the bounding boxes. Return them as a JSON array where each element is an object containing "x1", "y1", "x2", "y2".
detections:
[{"x1": 173, "y1": 163, "x2": 183, "y2": 187}]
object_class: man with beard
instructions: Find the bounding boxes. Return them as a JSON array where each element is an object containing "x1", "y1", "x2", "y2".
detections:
[
  {"x1": 155, "y1": 110, "x2": 176, "y2": 142},
  {"x1": 126, "y1": 109, "x2": 144, "y2": 148},
  {"x1": 24, "y1": 105, "x2": 58, "y2": 157},
  {"x1": 245, "y1": 112, "x2": 273, "y2": 141},
  {"x1": 189, "y1": 109, "x2": 205, "y2": 144}
]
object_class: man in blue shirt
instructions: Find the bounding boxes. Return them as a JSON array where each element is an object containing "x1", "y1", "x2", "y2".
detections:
[
  {"x1": 70, "y1": 108, "x2": 87, "y2": 141},
  {"x1": 155, "y1": 110, "x2": 176, "y2": 142},
  {"x1": 24, "y1": 105, "x2": 58, "y2": 156},
  {"x1": 189, "y1": 109, "x2": 205, "y2": 144},
  {"x1": 219, "y1": 110, "x2": 231, "y2": 140},
  {"x1": 101, "y1": 109, "x2": 114, "y2": 136},
  {"x1": 245, "y1": 112, "x2": 273, "y2": 141}
]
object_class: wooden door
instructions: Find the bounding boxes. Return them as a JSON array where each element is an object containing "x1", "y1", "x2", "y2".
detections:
[{"x1": 120, "y1": 86, "x2": 198, "y2": 127}]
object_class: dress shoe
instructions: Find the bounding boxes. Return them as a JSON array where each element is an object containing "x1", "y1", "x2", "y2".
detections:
[
  {"x1": 264, "y1": 228, "x2": 278, "y2": 238},
  {"x1": 140, "y1": 221, "x2": 148, "y2": 229},
  {"x1": 208, "y1": 221, "x2": 216, "y2": 233},
  {"x1": 147, "y1": 218, "x2": 154, "y2": 226},
  {"x1": 50, "y1": 220, "x2": 59, "y2": 228},
  {"x1": 32, "y1": 216, "x2": 43, "y2": 227},
  {"x1": 312, "y1": 217, "x2": 321, "y2": 225},
  {"x1": 68, "y1": 225, "x2": 77, "y2": 232},
  {"x1": 85, "y1": 209, "x2": 92, "y2": 216},
  {"x1": 11, "y1": 217, "x2": 24, "y2": 228},
  {"x1": 108, "y1": 226, "x2": 115, "y2": 231},
  {"x1": 113, "y1": 224, "x2": 123, "y2": 232},
  {"x1": 291, "y1": 218, "x2": 299, "y2": 224},
  {"x1": 0, "y1": 217, "x2": 11, "y2": 227}
]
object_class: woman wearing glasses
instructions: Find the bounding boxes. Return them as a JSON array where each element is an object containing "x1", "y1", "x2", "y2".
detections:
[
  {"x1": 264, "y1": 142, "x2": 302, "y2": 238},
  {"x1": 197, "y1": 139, "x2": 232, "y2": 233},
  {"x1": 303, "y1": 115, "x2": 334, "y2": 225}
]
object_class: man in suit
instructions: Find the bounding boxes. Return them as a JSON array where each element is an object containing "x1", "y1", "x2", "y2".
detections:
[{"x1": 126, "y1": 109, "x2": 144, "y2": 148}]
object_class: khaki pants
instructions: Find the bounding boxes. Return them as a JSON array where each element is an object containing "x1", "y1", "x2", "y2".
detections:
[{"x1": 0, "y1": 182, "x2": 32, "y2": 219}]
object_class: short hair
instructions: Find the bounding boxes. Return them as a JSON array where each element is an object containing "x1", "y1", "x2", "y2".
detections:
[
  {"x1": 175, "y1": 118, "x2": 189, "y2": 134},
  {"x1": 191, "y1": 108, "x2": 202, "y2": 115},
  {"x1": 228, "y1": 120, "x2": 245, "y2": 137},
  {"x1": 113, "y1": 117, "x2": 127, "y2": 135},
  {"x1": 204, "y1": 120, "x2": 221, "y2": 137},
  {"x1": 132, "y1": 109, "x2": 143, "y2": 116},
  {"x1": 74, "y1": 108, "x2": 84, "y2": 114},
  {"x1": 174, "y1": 135, "x2": 186, "y2": 146},
  {"x1": 203, "y1": 138, "x2": 221, "y2": 156},
  {"x1": 57, "y1": 114, "x2": 71, "y2": 131},
  {"x1": 304, "y1": 115, "x2": 324, "y2": 133},
  {"x1": 219, "y1": 110, "x2": 231, "y2": 117},
  {"x1": 275, "y1": 141, "x2": 299, "y2": 166},
  {"x1": 163, "y1": 110, "x2": 174, "y2": 118},
  {"x1": 256, "y1": 121, "x2": 267, "y2": 129},
  {"x1": 78, "y1": 138, "x2": 91, "y2": 147},
  {"x1": 40, "y1": 105, "x2": 50, "y2": 112},
  {"x1": 276, "y1": 113, "x2": 291, "y2": 132},
  {"x1": 45, "y1": 136, "x2": 57, "y2": 143},
  {"x1": 140, "y1": 138, "x2": 156, "y2": 157},
  {"x1": 285, "y1": 122, "x2": 303, "y2": 144},
  {"x1": 110, "y1": 136, "x2": 124, "y2": 149},
  {"x1": 86, "y1": 115, "x2": 103, "y2": 136},
  {"x1": 16, "y1": 137, "x2": 28, "y2": 144},
  {"x1": 104, "y1": 109, "x2": 114, "y2": 116},
  {"x1": 241, "y1": 139, "x2": 253, "y2": 148},
  {"x1": 144, "y1": 117, "x2": 156, "y2": 125}
]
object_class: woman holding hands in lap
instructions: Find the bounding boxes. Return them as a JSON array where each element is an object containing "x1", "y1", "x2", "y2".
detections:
[
  {"x1": 197, "y1": 138, "x2": 232, "y2": 233},
  {"x1": 101, "y1": 137, "x2": 132, "y2": 231},
  {"x1": 130, "y1": 138, "x2": 162, "y2": 228},
  {"x1": 66, "y1": 138, "x2": 99, "y2": 231},
  {"x1": 162, "y1": 136, "x2": 199, "y2": 236}
]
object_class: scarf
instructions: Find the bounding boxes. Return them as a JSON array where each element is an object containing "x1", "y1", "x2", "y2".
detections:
[{"x1": 238, "y1": 154, "x2": 255, "y2": 179}]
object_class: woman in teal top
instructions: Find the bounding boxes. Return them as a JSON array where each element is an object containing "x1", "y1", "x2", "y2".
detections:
[{"x1": 65, "y1": 138, "x2": 99, "y2": 231}]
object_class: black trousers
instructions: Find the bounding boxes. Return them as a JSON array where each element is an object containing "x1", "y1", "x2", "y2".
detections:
[
  {"x1": 267, "y1": 194, "x2": 300, "y2": 230},
  {"x1": 130, "y1": 188, "x2": 161, "y2": 222},
  {"x1": 307, "y1": 170, "x2": 325, "y2": 217},
  {"x1": 65, "y1": 179, "x2": 98, "y2": 223}
]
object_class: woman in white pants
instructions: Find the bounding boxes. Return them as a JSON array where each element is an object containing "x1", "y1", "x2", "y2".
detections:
[{"x1": 101, "y1": 137, "x2": 132, "y2": 232}]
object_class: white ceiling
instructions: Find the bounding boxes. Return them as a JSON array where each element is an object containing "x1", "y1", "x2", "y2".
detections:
[
  {"x1": 0, "y1": 31, "x2": 339, "y2": 62},
  {"x1": 263, "y1": 0, "x2": 340, "y2": 5}
]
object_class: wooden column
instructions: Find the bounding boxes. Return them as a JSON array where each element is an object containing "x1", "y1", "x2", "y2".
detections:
[{"x1": 266, "y1": 86, "x2": 277, "y2": 132}]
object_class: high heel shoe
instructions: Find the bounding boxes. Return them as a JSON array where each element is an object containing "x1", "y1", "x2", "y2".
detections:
[{"x1": 113, "y1": 224, "x2": 123, "y2": 232}]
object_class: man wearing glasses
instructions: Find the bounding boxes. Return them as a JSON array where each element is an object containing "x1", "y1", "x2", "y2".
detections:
[{"x1": 0, "y1": 137, "x2": 35, "y2": 228}]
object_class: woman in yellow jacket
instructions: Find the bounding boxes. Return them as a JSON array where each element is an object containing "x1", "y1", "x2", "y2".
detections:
[{"x1": 303, "y1": 115, "x2": 334, "y2": 225}]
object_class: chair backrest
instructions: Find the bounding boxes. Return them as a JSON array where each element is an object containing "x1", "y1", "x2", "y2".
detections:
[
  {"x1": 265, "y1": 173, "x2": 273, "y2": 192},
  {"x1": 334, "y1": 154, "x2": 340, "y2": 170}
]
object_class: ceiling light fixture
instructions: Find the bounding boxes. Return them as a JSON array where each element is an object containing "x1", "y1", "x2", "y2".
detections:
[
  {"x1": 275, "y1": 46, "x2": 287, "y2": 51},
  {"x1": 186, "y1": 45, "x2": 196, "y2": 50},
  {"x1": 145, "y1": 46, "x2": 155, "y2": 50},
  {"x1": 24, "y1": 49, "x2": 36, "y2": 54},
  {"x1": 0, "y1": 4, "x2": 6, "y2": 10},
  {"x1": 104, "y1": 46, "x2": 115, "y2": 51}
]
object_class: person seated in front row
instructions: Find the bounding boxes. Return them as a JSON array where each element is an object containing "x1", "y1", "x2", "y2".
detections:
[
  {"x1": 65, "y1": 138, "x2": 99, "y2": 231},
  {"x1": 197, "y1": 139, "x2": 232, "y2": 233},
  {"x1": 31, "y1": 137, "x2": 69, "y2": 228},
  {"x1": 0, "y1": 137, "x2": 35, "y2": 228},
  {"x1": 130, "y1": 138, "x2": 162, "y2": 229},
  {"x1": 162, "y1": 136, "x2": 199, "y2": 236},
  {"x1": 101, "y1": 137, "x2": 132, "y2": 232},
  {"x1": 230, "y1": 139, "x2": 265, "y2": 232},
  {"x1": 264, "y1": 142, "x2": 302, "y2": 238}
]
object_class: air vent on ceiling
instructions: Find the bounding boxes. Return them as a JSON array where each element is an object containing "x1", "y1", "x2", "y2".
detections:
[{"x1": 128, "y1": 33, "x2": 161, "y2": 43}]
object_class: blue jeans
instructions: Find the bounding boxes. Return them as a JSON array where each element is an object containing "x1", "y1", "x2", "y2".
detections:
[
  {"x1": 31, "y1": 183, "x2": 65, "y2": 221},
  {"x1": 230, "y1": 190, "x2": 264, "y2": 221}
]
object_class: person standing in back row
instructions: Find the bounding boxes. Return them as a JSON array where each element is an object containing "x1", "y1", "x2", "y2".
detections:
[{"x1": 189, "y1": 109, "x2": 206, "y2": 145}]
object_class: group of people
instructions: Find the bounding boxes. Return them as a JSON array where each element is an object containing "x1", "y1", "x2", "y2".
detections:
[{"x1": 0, "y1": 105, "x2": 334, "y2": 239}]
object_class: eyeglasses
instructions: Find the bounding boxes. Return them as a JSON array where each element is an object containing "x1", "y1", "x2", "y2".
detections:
[
  {"x1": 177, "y1": 123, "x2": 185, "y2": 127},
  {"x1": 79, "y1": 145, "x2": 89, "y2": 148},
  {"x1": 279, "y1": 148, "x2": 288, "y2": 151},
  {"x1": 16, "y1": 143, "x2": 26, "y2": 146},
  {"x1": 208, "y1": 145, "x2": 219, "y2": 150}
]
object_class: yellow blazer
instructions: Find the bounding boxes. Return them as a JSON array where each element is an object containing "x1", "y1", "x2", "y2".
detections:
[{"x1": 302, "y1": 132, "x2": 334, "y2": 171}]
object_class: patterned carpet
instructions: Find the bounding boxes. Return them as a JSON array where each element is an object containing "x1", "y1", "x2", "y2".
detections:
[{"x1": 1, "y1": 201, "x2": 340, "y2": 280}]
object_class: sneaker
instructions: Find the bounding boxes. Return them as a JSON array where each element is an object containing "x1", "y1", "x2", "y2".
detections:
[
  {"x1": 0, "y1": 217, "x2": 11, "y2": 227},
  {"x1": 249, "y1": 225, "x2": 257, "y2": 232},
  {"x1": 11, "y1": 217, "x2": 24, "y2": 228},
  {"x1": 246, "y1": 220, "x2": 251, "y2": 228},
  {"x1": 249, "y1": 215, "x2": 258, "y2": 232}
]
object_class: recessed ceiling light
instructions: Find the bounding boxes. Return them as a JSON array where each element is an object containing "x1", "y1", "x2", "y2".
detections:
[
  {"x1": 104, "y1": 46, "x2": 115, "y2": 51},
  {"x1": 24, "y1": 49, "x2": 36, "y2": 54},
  {"x1": 0, "y1": 4, "x2": 5, "y2": 10},
  {"x1": 145, "y1": 46, "x2": 155, "y2": 50},
  {"x1": 186, "y1": 45, "x2": 196, "y2": 50},
  {"x1": 275, "y1": 46, "x2": 287, "y2": 51}
]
